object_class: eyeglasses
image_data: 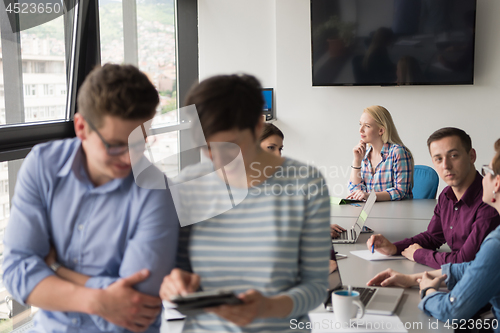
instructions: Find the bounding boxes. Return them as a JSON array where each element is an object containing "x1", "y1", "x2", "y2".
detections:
[
  {"x1": 85, "y1": 118, "x2": 154, "y2": 156},
  {"x1": 481, "y1": 165, "x2": 496, "y2": 177}
]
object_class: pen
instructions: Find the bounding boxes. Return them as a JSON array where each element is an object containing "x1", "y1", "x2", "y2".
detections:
[{"x1": 371, "y1": 244, "x2": 374, "y2": 254}]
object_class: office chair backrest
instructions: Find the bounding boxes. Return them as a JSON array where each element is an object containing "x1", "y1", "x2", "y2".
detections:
[{"x1": 412, "y1": 165, "x2": 439, "y2": 199}]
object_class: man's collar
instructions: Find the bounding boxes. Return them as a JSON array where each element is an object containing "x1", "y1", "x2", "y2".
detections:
[
  {"x1": 57, "y1": 141, "x2": 83, "y2": 179},
  {"x1": 444, "y1": 171, "x2": 482, "y2": 206},
  {"x1": 56, "y1": 140, "x2": 130, "y2": 193}
]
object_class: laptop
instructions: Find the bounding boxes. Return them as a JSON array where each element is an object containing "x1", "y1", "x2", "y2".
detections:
[
  {"x1": 324, "y1": 249, "x2": 404, "y2": 315},
  {"x1": 332, "y1": 191, "x2": 376, "y2": 244}
]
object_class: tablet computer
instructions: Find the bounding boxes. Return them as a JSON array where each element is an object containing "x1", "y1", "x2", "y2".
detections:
[{"x1": 170, "y1": 290, "x2": 243, "y2": 315}]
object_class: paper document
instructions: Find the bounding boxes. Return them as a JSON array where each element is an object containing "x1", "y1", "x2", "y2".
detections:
[
  {"x1": 309, "y1": 312, "x2": 408, "y2": 332},
  {"x1": 163, "y1": 300, "x2": 186, "y2": 321},
  {"x1": 350, "y1": 250, "x2": 406, "y2": 261}
]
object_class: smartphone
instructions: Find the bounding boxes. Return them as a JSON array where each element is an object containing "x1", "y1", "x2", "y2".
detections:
[{"x1": 170, "y1": 290, "x2": 243, "y2": 315}]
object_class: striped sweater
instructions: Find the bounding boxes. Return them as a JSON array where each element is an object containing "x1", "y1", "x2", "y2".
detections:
[{"x1": 173, "y1": 158, "x2": 331, "y2": 332}]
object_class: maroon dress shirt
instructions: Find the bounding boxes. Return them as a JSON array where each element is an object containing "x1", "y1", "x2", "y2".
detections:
[{"x1": 394, "y1": 171, "x2": 500, "y2": 269}]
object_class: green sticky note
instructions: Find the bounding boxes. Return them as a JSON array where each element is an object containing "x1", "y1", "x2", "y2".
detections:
[
  {"x1": 360, "y1": 210, "x2": 368, "y2": 221},
  {"x1": 330, "y1": 197, "x2": 343, "y2": 205}
]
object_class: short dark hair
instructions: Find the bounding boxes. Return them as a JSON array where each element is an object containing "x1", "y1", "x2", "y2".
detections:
[
  {"x1": 184, "y1": 74, "x2": 264, "y2": 140},
  {"x1": 427, "y1": 127, "x2": 472, "y2": 153},
  {"x1": 77, "y1": 64, "x2": 159, "y2": 128},
  {"x1": 260, "y1": 123, "x2": 284, "y2": 142},
  {"x1": 493, "y1": 139, "x2": 500, "y2": 176}
]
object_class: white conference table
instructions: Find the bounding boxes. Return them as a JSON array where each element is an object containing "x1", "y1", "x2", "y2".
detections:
[
  {"x1": 330, "y1": 199, "x2": 437, "y2": 221},
  {"x1": 313, "y1": 201, "x2": 451, "y2": 333},
  {"x1": 161, "y1": 200, "x2": 450, "y2": 333},
  {"x1": 312, "y1": 231, "x2": 452, "y2": 333}
]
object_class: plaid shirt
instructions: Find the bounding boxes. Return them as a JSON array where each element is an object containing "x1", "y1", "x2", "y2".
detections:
[{"x1": 348, "y1": 143, "x2": 413, "y2": 200}]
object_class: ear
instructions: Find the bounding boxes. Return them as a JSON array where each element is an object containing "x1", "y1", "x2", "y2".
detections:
[
  {"x1": 74, "y1": 114, "x2": 87, "y2": 141},
  {"x1": 379, "y1": 127, "x2": 385, "y2": 136},
  {"x1": 495, "y1": 175, "x2": 500, "y2": 193},
  {"x1": 469, "y1": 148, "x2": 477, "y2": 164}
]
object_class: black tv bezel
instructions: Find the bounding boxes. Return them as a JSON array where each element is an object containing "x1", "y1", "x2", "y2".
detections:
[{"x1": 310, "y1": 0, "x2": 477, "y2": 87}]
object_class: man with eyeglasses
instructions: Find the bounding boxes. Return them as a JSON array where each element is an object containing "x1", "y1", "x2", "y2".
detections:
[
  {"x1": 367, "y1": 127, "x2": 500, "y2": 270},
  {"x1": 2, "y1": 64, "x2": 178, "y2": 332}
]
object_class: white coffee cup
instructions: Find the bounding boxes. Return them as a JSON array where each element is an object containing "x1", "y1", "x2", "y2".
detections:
[{"x1": 332, "y1": 290, "x2": 365, "y2": 324}]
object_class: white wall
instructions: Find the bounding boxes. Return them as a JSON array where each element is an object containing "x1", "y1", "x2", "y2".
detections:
[
  {"x1": 198, "y1": 0, "x2": 276, "y2": 88},
  {"x1": 199, "y1": 0, "x2": 500, "y2": 197}
]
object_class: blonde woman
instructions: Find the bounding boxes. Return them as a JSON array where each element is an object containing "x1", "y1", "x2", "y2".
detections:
[{"x1": 348, "y1": 105, "x2": 413, "y2": 201}]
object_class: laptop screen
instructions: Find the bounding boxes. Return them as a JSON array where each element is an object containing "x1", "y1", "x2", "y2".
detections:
[
  {"x1": 325, "y1": 247, "x2": 343, "y2": 306},
  {"x1": 352, "y1": 191, "x2": 377, "y2": 237}
]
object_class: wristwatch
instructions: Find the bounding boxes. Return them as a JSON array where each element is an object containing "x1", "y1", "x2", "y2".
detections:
[
  {"x1": 50, "y1": 262, "x2": 62, "y2": 272},
  {"x1": 420, "y1": 286, "x2": 437, "y2": 299}
]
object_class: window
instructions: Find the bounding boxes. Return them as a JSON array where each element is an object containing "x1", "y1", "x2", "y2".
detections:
[
  {"x1": 43, "y1": 84, "x2": 55, "y2": 96},
  {"x1": 22, "y1": 60, "x2": 30, "y2": 73},
  {"x1": 0, "y1": 0, "x2": 198, "y2": 328},
  {"x1": 1, "y1": 13, "x2": 69, "y2": 127},
  {"x1": 35, "y1": 61, "x2": 46, "y2": 73},
  {"x1": 23, "y1": 84, "x2": 36, "y2": 97},
  {"x1": 99, "y1": 0, "x2": 180, "y2": 176}
]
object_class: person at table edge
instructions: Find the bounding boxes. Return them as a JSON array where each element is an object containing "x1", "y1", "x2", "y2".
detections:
[
  {"x1": 347, "y1": 105, "x2": 413, "y2": 202},
  {"x1": 367, "y1": 138, "x2": 500, "y2": 330},
  {"x1": 367, "y1": 127, "x2": 500, "y2": 269}
]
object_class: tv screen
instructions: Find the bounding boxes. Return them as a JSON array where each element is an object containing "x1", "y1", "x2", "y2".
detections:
[
  {"x1": 311, "y1": 0, "x2": 477, "y2": 86},
  {"x1": 262, "y1": 88, "x2": 274, "y2": 121}
]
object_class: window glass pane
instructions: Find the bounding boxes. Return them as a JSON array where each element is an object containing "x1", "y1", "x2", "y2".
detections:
[
  {"x1": 20, "y1": 16, "x2": 68, "y2": 124},
  {"x1": 149, "y1": 131, "x2": 179, "y2": 178},
  {"x1": 99, "y1": 0, "x2": 179, "y2": 176},
  {"x1": 99, "y1": 1, "x2": 125, "y2": 65},
  {"x1": 1, "y1": 11, "x2": 71, "y2": 127},
  {"x1": 0, "y1": 160, "x2": 37, "y2": 330}
]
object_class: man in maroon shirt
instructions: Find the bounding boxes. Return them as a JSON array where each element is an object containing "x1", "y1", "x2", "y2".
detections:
[{"x1": 367, "y1": 127, "x2": 500, "y2": 269}]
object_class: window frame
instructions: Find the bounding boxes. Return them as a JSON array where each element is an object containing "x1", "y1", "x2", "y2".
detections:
[{"x1": 0, "y1": 0, "x2": 199, "y2": 165}]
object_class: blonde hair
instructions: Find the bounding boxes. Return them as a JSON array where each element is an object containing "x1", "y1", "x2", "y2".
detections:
[
  {"x1": 364, "y1": 105, "x2": 414, "y2": 185},
  {"x1": 363, "y1": 105, "x2": 404, "y2": 146}
]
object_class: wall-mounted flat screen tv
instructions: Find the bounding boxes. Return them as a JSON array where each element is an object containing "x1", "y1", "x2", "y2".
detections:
[
  {"x1": 311, "y1": 0, "x2": 477, "y2": 86},
  {"x1": 262, "y1": 88, "x2": 274, "y2": 121}
]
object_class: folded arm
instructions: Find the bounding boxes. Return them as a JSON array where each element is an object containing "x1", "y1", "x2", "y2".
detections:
[
  {"x1": 419, "y1": 237, "x2": 500, "y2": 321},
  {"x1": 2, "y1": 150, "x2": 178, "y2": 332}
]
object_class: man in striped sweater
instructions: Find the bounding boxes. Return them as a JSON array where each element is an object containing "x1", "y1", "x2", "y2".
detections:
[{"x1": 160, "y1": 74, "x2": 331, "y2": 332}]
